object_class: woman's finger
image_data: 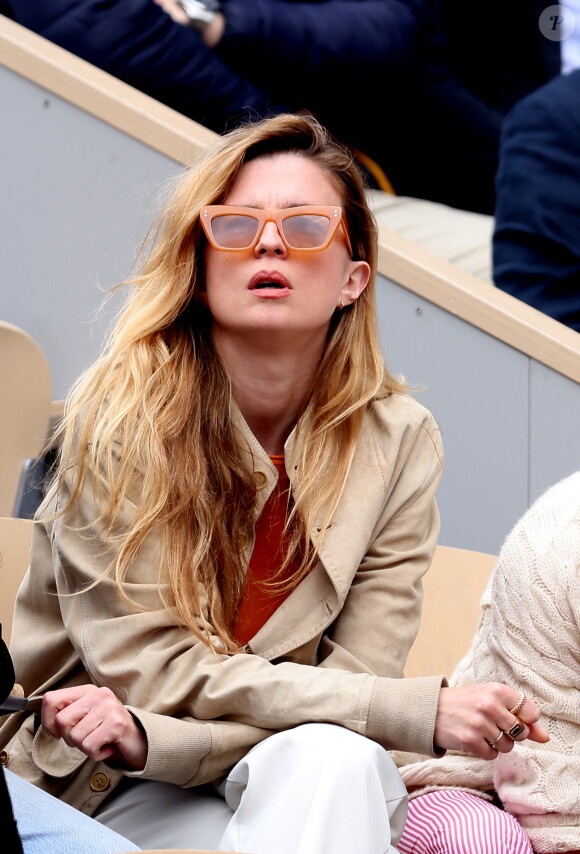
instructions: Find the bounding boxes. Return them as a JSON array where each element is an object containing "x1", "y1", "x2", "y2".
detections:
[
  {"x1": 485, "y1": 728, "x2": 513, "y2": 754},
  {"x1": 515, "y1": 697, "x2": 542, "y2": 725},
  {"x1": 435, "y1": 684, "x2": 549, "y2": 760},
  {"x1": 42, "y1": 685, "x2": 121, "y2": 742},
  {"x1": 506, "y1": 697, "x2": 549, "y2": 743},
  {"x1": 527, "y1": 721, "x2": 550, "y2": 744},
  {"x1": 41, "y1": 685, "x2": 99, "y2": 737},
  {"x1": 43, "y1": 684, "x2": 148, "y2": 770},
  {"x1": 490, "y1": 715, "x2": 529, "y2": 744}
]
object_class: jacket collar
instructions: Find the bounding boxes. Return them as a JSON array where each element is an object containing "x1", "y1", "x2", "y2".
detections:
[{"x1": 229, "y1": 399, "x2": 380, "y2": 658}]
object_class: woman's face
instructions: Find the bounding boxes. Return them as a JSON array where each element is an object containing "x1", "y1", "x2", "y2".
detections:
[{"x1": 202, "y1": 152, "x2": 370, "y2": 348}]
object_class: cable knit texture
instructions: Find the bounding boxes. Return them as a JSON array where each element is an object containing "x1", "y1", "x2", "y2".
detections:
[{"x1": 393, "y1": 472, "x2": 580, "y2": 852}]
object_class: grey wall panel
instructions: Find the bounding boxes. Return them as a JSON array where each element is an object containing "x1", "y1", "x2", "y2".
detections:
[
  {"x1": 1, "y1": 67, "x2": 183, "y2": 399},
  {"x1": 529, "y1": 362, "x2": 580, "y2": 503},
  {"x1": 376, "y1": 276, "x2": 530, "y2": 554}
]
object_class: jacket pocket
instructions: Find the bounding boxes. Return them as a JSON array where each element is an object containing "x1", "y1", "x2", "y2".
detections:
[{"x1": 32, "y1": 723, "x2": 88, "y2": 777}]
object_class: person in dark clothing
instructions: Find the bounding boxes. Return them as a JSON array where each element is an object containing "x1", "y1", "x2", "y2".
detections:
[
  {"x1": 493, "y1": 69, "x2": 580, "y2": 333},
  {"x1": 0, "y1": 627, "x2": 24, "y2": 854},
  {"x1": 433, "y1": 0, "x2": 561, "y2": 114},
  {"x1": 178, "y1": 0, "x2": 505, "y2": 213},
  {"x1": 1, "y1": 765, "x2": 23, "y2": 854},
  {"x1": 3, "y1": 0, "x2": 507, "y2": 213},
  {"x1": 3, "y1": 0, "x2": 419, "y2": 140}
]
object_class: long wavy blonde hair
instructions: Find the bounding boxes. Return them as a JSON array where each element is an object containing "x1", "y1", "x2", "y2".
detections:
[{"x1": 55, "y1": 114, "x2": 404, "y2": 652}]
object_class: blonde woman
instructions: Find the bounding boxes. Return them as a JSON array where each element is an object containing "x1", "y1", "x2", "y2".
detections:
[{"x1": 0, "y1": 115, "x2": 547, "y2": 854}]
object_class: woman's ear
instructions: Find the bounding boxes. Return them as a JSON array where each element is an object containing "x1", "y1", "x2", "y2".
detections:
[{"x1": 340, "y1": 261, "x2": 370, "y2": 307}]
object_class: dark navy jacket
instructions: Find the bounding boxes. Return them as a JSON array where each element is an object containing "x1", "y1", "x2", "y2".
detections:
[
  {"x1": 434, "y1": 0, "x2": 560, "y2": 114},
  {"x1": 4, "y1": 0, "x2": 422, "y2": 133},
  {"x1": 5, "y1": 1, "x2": 534, "y2": 212},
  {"x1": 493, "y1": 70, "x2": 580, "y2": 333}
]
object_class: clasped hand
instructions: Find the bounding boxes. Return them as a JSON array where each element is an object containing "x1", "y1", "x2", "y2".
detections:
[
  {"x1": 41, "y1": 685, "x2": 148, "y2": 771},
  {"x1": 435, "y1": 684, "x2": 549, "y2": 760}
]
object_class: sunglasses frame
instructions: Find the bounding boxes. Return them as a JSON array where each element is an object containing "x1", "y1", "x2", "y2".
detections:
[{"x1": 200, "y1": 205, "x2": 353, "y2": 255}]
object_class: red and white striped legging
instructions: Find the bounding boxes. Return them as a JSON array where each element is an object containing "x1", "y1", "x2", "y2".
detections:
[{"x1": 397, "y1": 790, "x2": 533, "y2": 854}]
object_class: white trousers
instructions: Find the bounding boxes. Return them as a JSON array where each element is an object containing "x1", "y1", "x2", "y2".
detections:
[{"x1": 95, "y1": 723, "x2": 408, "y2": 854}]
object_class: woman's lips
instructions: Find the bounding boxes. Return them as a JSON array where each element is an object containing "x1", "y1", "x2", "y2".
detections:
[{"x1": 248, "y1": 270, "x2": 292, "y2": 297}]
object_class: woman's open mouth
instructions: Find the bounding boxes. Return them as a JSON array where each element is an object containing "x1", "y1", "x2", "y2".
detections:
[{"x1": 248, "y1": 270, "x2": 292, "y2": 297}]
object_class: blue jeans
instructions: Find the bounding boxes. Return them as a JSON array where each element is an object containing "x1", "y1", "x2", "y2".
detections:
[{"x1": 6, "y1": 769, "x2": 140, "y2": 854}]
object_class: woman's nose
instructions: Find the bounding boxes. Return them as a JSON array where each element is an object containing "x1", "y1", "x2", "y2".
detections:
[{"x1": 254, "y1": 221, "x2": 287, "y2": 256}]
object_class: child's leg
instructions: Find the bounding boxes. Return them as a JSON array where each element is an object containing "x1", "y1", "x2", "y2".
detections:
[{"x1": 397, "y1": 789, "x2": 533, "y2": 854}]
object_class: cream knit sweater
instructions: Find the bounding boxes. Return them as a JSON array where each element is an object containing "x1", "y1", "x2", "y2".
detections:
[{"x1": 394, "y1": 472, "x2": 580, "y2": 853}]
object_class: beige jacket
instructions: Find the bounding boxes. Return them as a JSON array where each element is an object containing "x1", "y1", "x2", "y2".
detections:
[{"x1": 0, "y1": 392, "x2": 445, "y2": 815}]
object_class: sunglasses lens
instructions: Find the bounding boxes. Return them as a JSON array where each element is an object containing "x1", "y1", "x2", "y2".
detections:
[
  {"x1": 210, "y1": 214, "x2": 259, "y2": 249},
  {"x1": 282, "y1": 214, "x2": 331, "y2": 249}
]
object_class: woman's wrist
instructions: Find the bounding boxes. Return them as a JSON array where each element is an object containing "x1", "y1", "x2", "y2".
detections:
[{"x1": 116, "y1": 714, "x2": 148, "y2": 771}]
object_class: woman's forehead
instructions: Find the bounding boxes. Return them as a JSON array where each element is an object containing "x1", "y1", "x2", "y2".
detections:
[{"x1": 224, "y1": 152, "x2": 343, "y2": 209}]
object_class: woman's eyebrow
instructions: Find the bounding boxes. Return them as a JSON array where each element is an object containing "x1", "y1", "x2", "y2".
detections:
[{"x1": 229, "y1": 200, "x2": 317, "y2": 210}]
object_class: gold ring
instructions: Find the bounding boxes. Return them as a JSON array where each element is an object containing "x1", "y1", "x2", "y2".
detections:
[
  {"x1": 506, "y1": 718, "x2": 525, "y2": 740},
  {"x1": 509, "y1": 695, "x2": 526, "y2": 716}
]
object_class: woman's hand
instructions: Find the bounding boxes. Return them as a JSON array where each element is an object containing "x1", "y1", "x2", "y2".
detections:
[
  {"x1": 152, "y1": 0, "x2": 225, "y2": 47},
  {"x1": 152, "y1": 0, "x2": 190, "y2": 26},
  {"x1": 434, "y1": 684, "x2": 550, "y2": 760},
  {"x1": 41, "y1": 685, "x2": 148, "y2": 771}
]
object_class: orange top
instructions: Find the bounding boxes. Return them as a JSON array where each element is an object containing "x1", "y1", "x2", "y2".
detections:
[{"x1": 234, "y1": 456, "x2": 299, "y2": 645}]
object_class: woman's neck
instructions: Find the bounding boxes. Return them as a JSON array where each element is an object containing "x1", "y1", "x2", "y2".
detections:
[{"x1": 215, "y1": 331, "x2": 324, "y2": 455}]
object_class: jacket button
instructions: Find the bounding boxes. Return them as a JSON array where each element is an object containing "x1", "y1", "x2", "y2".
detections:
[
  {"x1": 254, "y1": 471, "x2": 268, "y2": 488},
  {"x1": 0, "y1": 750, "x2": 9, "y2": 766},
  {"x1": 89, "y1": 771, "x2": 110, "y2": 792}
]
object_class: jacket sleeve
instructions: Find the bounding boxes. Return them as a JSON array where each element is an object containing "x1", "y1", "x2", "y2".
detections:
[
  {"x1": 218, "y1": 0, "x2": 422, "y2": 79},
  {"x1": 317, "y1": 405, "x2": 446, "y2": 755},
  {"x1": 13, "y1": 0, "x2": 287, "y2": 131}
]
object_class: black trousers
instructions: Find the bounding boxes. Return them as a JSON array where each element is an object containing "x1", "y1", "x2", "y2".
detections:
[{"x1": 1, "y1": 765, "x2": 24, "y2": 854}]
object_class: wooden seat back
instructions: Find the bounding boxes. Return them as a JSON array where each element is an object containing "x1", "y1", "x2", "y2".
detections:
[
  {"x1": 405, "y1": 544, "x2": 496, "y2": 678},
  {"x1": 0, "y1": 516, "x2": 33, "y2": 644},
  {"x1": 0, "y1": 321, "x2": 52, "y2": 516}
]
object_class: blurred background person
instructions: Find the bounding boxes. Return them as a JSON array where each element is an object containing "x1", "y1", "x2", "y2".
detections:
[{"x1": 1, "y1": 0, "x2": 511, "y2": 213}]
